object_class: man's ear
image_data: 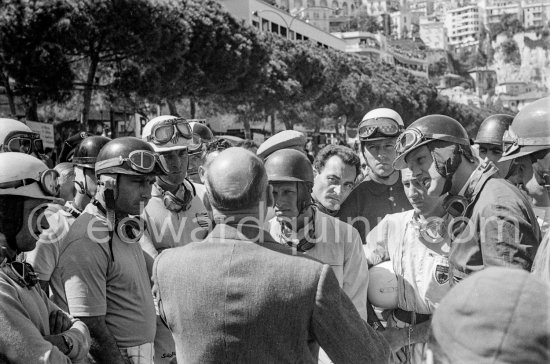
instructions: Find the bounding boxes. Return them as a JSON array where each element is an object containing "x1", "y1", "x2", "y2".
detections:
[{"x1": 198, "y1": 166, "x2": 206, "y2": 183}]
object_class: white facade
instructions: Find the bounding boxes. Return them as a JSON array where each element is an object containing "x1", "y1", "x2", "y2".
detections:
[
  {"x1": 478, "y1": 0, "x2": 521, "y2": 26},
  {"x1": 419, "y1": 16, "x2": 447, "y2": 49},
  {"x1": 219, "y1": 0, "x2": 347, "y2": 51},
  {"x1": 445, "y1": 5, "x2": 480, "y2": 48},
  {"x1": 522, "y1": 0, "x2": 550, "y2": 28}
]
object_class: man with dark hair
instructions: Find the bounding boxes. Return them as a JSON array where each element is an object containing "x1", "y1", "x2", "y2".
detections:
[
  {"x1": 312, "y1": 144, "x2": 361, "y2": 216},
  {"x1": 153, "y1": 148, "x2": 392, "y2": 363}
]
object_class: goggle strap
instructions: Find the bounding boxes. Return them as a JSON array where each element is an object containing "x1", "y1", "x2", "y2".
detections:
[
  {"x1": 514, "y1": 137, "x2": 550, "y2": 146},
  {"x1": 95, "y1": 156, "x2": 125, "y2": 171},
  {"x1": 0, "y1": 178, "x2": 39, "y2": 190}
]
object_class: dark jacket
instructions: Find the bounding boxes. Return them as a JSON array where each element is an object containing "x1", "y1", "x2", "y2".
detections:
[
  {"x1": 153, "y1": 224, "x2": 390, "y2": 364},
  {"x1": 449, "y1": 163, "x2": 541, "y2": 284}
]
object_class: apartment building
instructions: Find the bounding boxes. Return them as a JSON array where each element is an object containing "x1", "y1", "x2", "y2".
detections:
[
  {"x1": 445, "y1": 5, "x2": 481, "y2": 49},
  {"x1": 478, "y1": 0, "x2": 521, "y2": 26},
  {"x1": 522, "y1": 0, "x2": 550, "y2": 28}
]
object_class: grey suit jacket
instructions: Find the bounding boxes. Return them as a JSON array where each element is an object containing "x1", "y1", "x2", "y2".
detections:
[{"x1": 153, "y1": 223, "x2": 390, "y2": 364}]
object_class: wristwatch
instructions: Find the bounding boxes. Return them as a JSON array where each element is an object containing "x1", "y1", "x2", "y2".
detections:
[{"x1": 61, "y1": 334, "x2": 74, "y2": 355}]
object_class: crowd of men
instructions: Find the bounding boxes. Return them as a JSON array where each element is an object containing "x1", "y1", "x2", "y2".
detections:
[{"x1": 0, "y1": 97, "x2": 549, "y2": 364}]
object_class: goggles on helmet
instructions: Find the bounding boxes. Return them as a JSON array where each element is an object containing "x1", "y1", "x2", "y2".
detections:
[
  {"x1": 358, "y1": 117, "x2": 403, "y2": 140},
  {"x1": 3, "y1": 131, "x2": 44, "y2": 155},
  {"x1": 396, "y1": 128, "x2": 469, "y2": 154},
  {"x1": 146, "y1": 117, "x2": 193, "y2": 145},
  {"x1": 0, "y1": 168, "x2": 60, "y2": 197},
  {"x1": 189, "y1": 122, "x2": 214, "y2": 153},
  {"x1": 96, "y1": 150, "x2": 172, "y2": 175}
]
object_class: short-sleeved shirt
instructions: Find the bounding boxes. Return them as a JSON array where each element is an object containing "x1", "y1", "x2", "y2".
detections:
[
  {"x1": 337, "y1": 174, "x2": 411, "y2": 243},
  {"x1": 26, "y1": 201, "x2": 79, "y2": 282},
  {"x1": 53, "y1": 203, "x2": 156, "y2": 348},
  {"x1": 268, "y1": 209, "x2": 369, "y2": 321}
]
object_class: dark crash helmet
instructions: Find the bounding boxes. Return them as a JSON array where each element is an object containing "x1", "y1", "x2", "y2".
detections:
[
  {"x1": 393, "y1": 114, "x2": 471, "y2": 170},
  {"x1": 264, "y1": 148, "x2": 314, "y2": 185},
  {"x1": 72, "y1": 136, "x2": 111, "y2": 169},
  {"x1": 474, "y1": 114, "x2": 514, "y2": 146},
  {"x1": 95, "y1": 137, "x2": 171, "y2": 177},
  {"x1": 264, "y1": 149, "x2": 314, "y2": 213}
]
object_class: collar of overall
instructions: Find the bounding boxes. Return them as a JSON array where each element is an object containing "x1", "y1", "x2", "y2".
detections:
[
  {"x1": 154, "y1": 179, "x2": 195, "y2": 213},
  {"x1": 410, "y1": 212, "x2": 452, "y2": 245},
  {"x1": 0, "y1": 255, "x2": 38, "y2": 289},
  {"x1": 279, "y1": 206, "x2": 317, "y2": 252}
]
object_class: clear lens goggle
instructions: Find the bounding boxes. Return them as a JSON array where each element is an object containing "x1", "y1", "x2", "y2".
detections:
[
  {"x1": 358, "y1": 117, "x2": 403, "y2": 139},
  {"x1": 146, "y1": 117, "x2": 193, "y2": 145},
  {"x1": 0, "y1": 169, "x2": 60, "y2": 197},
  {"x1": 189, "y1": 122, "x2": 214, "y2": 153},
  {"x1": 3, "y1": 131, "x2": 45, "y2": 155},
  {"x1": 96, "y1": 150, "x2": 172, "y2": 175},
  {"x1": 396, "y1": 129, "x2": 469, "y2": 154}
]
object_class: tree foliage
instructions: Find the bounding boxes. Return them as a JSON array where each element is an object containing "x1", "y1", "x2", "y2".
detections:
[{"x1": 0, "y1": 0, "x2": 75, "y2": 119}]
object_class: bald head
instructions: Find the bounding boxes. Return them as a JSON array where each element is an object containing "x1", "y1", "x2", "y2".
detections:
[{"x1": 204, "y1": 148, "x2": 267, "y2": 211}]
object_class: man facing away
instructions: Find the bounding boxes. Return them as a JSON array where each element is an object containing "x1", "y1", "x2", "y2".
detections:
[{"x1": 152, "y1": 148, "x2": 392, "y2": 364}]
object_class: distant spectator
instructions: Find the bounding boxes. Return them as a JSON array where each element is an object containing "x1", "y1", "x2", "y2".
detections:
[
  {"x1": 236, "y1": 139, "x2": 259, "y2": 153},
  {"x1": 54, "y1": 162, "x2": 76, "y2": 203}
]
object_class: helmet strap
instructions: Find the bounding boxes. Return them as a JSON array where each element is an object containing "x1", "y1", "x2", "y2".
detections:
[
  {"x1": 296, "y1": 182, "x2": 313, "y2": 216},
  {"x1": 430, "y1": 144, "x2": 462, "y2": 196}
]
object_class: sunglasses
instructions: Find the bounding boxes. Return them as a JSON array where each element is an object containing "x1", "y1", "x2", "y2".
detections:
[
  {"x1": 3, "y1": 131, "x2": 44, "y2": 155},
  {"x1": 146, "y1": 118, "x2": 193, "y2": 145},
  {"x1": 96, "y1": 150, "x2": 172, "y2": 175},
  {"x1": 358, "y1": 117, "x2": 403, "y2": 139},
  {"x1": 0, "y1": 169, "x2": 60, "y2": 197}
]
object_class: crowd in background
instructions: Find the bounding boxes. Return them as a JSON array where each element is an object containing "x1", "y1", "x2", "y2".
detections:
[{"x1": 0, "y1": 97, "x2": 549, "y2": 364}]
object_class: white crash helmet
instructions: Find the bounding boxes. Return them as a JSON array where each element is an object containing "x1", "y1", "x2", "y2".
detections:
[
  {"x1": 0, "y1": 118, "x2": 44, "y2": 155},
  {"x1": 0, "y1": 153, "x2": 61, "y2": 202},
  {"x1": 358, "y1": 108, "x2": 405, "y2": 142},
  {"x1": 142, "y1": 115, "x2": 196, "y2": 152},
  {"x1": 367, "y1": 260, "x2": 399, "y2": 309}
]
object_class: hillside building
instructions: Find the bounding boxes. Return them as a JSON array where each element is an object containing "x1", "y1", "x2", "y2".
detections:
[{"x1": 445, "y1": 4, "x2": 481, "y2": 50}]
